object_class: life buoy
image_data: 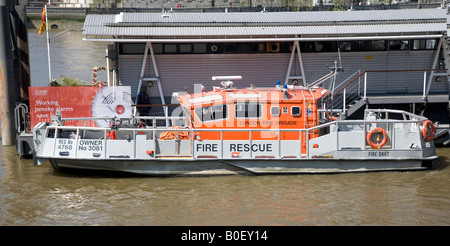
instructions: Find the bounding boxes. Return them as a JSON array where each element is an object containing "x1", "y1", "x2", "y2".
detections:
[
  {"x1": 366, "y1": 127, "x2": 388, "y2": 149},
  {"x1": 421, "y1": 120, "x2": 435, "y2": 142}
]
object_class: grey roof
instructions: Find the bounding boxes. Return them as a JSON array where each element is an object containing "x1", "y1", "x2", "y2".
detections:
[
  {"x1": 84, "y1": 23, "x2": 446, "y2": 37},
  {"x1": 83, "y1": 9, "x2": 447, "y2": 38}
]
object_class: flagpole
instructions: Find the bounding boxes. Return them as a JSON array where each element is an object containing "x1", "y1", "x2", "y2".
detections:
[{"x1": 45, "y1": 3, "x2": 51, "y2": 82}]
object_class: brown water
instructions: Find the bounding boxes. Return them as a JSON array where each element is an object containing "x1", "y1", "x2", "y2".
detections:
[
  {"x1": 1, "y1": 145, "x2": 449, "y2": 226},
  {"x1": 2, "y1": 29, "x2": 449, "y2": 226}
]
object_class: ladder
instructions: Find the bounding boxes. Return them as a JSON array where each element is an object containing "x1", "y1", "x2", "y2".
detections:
[
  {"x1": 137, "y1": 42, "x2": 168, "y2": 124},
  {"x1": 301, "y1": 90, "x2": 318, "y2": 130},
  {"x1": 300, "y1": 90, "x2": 318, "y2": 155}
]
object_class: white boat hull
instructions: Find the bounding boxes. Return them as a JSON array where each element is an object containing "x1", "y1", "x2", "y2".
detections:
[
  {"x1": 44, "y1": 156, "x2": 437, "y2": 176},
  {"x1": 33, "y1": 109, "x2": 439, "y2": 176}
]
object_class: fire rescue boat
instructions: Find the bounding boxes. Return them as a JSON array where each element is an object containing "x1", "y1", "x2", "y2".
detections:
[{"x1": 32, "y1": 75, "x2": 438, "y2": 176}]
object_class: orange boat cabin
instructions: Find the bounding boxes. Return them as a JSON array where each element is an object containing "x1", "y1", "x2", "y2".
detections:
[{"x1": 175, "y1": 77, "x2": 329, "y2": 147}]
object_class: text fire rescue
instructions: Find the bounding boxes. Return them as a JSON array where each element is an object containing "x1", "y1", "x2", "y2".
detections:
[{"x1": 196, "y1": 143, "x2": 272, "y2": 152}]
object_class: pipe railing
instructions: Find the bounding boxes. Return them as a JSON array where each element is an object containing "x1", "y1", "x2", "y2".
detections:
[
  {"x1": 43, "y1": 109, "x2": 428, "y2": 159},
  {"x1": 319, "y1": 68, "x2": 448, "y2": 114}
]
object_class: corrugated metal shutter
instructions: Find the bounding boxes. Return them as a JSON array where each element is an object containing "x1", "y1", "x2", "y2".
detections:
[
  {"x1": 119, "y1": 50, "x2": 446, "y2": 101},
  {"x1": 118, "y1": 55, "x2": 149, "y2": 99},
  {"x1": 133, "y1": 53, "x2": 291, "y2": 98},
  {"x1": 300, "y1": 51, "x2": 441, "y2": 95}
]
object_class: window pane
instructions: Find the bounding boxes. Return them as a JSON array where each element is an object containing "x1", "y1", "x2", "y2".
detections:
[
  {"x1": 389, "y1": 40, "x2": 409, "y2": 50},
  {"x1": 368, "y1": 40, "x2": 386, "y2": 51},
  {"x1": 247, "y1": 103, "x2": 260, "y2": 118},
  {"x1": 291, "y1": 106, "x2": 301, "y2": 116},
  {"x1": 153, "y1": 43, "x2": 163, "y2": 54},
  {"x1": 237, "y1": 43, "x2": 251, "y2": 53},
  {"x1": 413, "y1": 40, "x2": 425, "y2": 50},
  {"x1": 339, "y1": 42, "x2": 352, "y2": 52},
  {"x1": 426, "y1": 39, "x2": 436, "y2": 49},
  {"x1": 270, "y1": 106, "x2": 280, "y2": 117},
  {"x1": 179, "y1": 44, "x2": 192, "y2": 53},
  {"x1": 413, "y1": 40, "x2": 436, "y2": 50},
  {"x1": 224, "y1": 44, "x2": 236, "y2": 53},
  {"x1": 164, "y1": 44, "x2": 177, "y2": 53},
  {"x1": 120, "y1": 43, "x2": 146, "y2": 54},
  {"x1": 193, "y1": 44, "x2": 207, "y2": 53},
  {"x1": 235, "y1": 102, "x2": 262, "y2": 118},
  {"x1": 194, "y1": 105, "x2": 227, "y2": 122}
]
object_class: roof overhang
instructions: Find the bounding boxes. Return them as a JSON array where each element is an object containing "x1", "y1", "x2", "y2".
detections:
[
  {"x1": 83, "y1": 34, "x2": 445, "y2": 43},
  {"x1": 82, "y1": 9, "x2": 448, "y2": 42}
]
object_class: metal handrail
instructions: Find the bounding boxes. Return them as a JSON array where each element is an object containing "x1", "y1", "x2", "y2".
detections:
[
  {"x1": 319, "y1": 68, "x2": 448, "y2": 105},
  {"x1": 14, "y1": 103, "x2": 30, "y2": 134},
  {"x1": 44, "y1": 109, "x2": 427, "y2": 159}
]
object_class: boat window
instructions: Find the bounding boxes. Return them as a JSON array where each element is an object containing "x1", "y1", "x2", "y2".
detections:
[
  {"x1": 47, "y1": 128, "x2": 56, "y2": 138},
  {"x1": 58, "y1": 129, "x2": 78, "y2": 139},
  {"x1": 291, "y1": 106, "x2": 301, "y2": 117},
  {"x1": 270, "y1": 106, "x2": 280, "y2": 117},
  {"x1": 194, "y1": 104, "x2": 228, "y2": 122},
  {"x1": 235, "y1": 102, "x2": 262, "y2": 119}
]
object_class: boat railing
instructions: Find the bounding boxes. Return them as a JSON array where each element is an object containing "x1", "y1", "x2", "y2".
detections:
[
  {"x1": 364, "y1": 108, "x2": 428, "y2": 121},
  {"x1": 37, "y1": 110, "x2": 429, "y2": 160},
  {"x1": 319, "y1": 68, "x2": 448, "y2": 118},
  {"x1": 324, "y1": 69, "x2": 363, "y2": 114},
  {"x1": 15, "y1": 103, "x2": 30, "y2": 134},
  {"x1": 60, "y1": 115, "x2": 188, "y2": 128}
]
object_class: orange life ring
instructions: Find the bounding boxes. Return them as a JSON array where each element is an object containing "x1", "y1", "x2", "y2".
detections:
[
  {"x1": 366, "y1": 127, "x2": 388, "y2": 149},
  {"x1": 421, "y1": 120, "x2": 436, "y2": 142}
]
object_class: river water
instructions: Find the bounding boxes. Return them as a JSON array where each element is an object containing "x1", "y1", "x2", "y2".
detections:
[
  {"x1": 1, "y1": 30, "x2": 449, "y2": 227},
  {"x1": 28, "y1": 30, "x2": 109, "y2": 85}
]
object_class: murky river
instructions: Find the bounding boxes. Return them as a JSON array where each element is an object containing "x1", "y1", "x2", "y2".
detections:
[
  {"x1": 28, "y1": 30, "x2": 109, "y2": 85},
  {"x1": 1, "y1": 146, "x2": 449, "y2": 226},
  {"x1": 0, "y1": 30, "x2": 449, "y2": 227}
]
